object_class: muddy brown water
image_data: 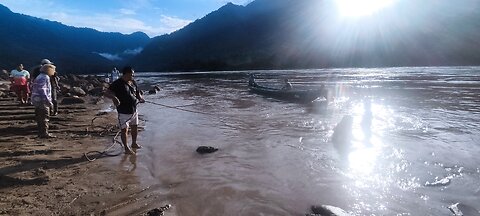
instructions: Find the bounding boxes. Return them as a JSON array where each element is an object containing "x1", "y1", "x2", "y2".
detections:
[{"x1": 105, "y1": 67, "x2": 480, "y2": 215}]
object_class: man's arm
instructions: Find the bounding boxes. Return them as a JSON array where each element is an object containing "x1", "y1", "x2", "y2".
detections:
[
  {"x1": 132, "y1": 81, "x2": 145, "y2": 103},
  {"x1": 104, "y1": 89, "x2": 120, "y2": 106}
]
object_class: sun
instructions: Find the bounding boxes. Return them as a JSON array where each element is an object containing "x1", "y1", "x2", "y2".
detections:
[{"x1": 336, "y1": 0, "x2": 395, "y2": 17}]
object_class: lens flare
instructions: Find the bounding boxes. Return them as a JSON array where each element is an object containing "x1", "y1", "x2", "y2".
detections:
[{"x1": 336, "y1": 0, "x2": 395, "y2": 17}]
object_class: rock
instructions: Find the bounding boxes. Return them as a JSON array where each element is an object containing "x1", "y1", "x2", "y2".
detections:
[
  {"x1": 448, "y1": 203, "x2": 480, "y2": 216},
  {"x1": 146, "y1": 204, "x2": 171, "y2": 216},
  {"x1": 92, "y1": 97, "x2": 104, "y2": 105},
  {"x1": 196, "y1": 146, "x2": 218, "y2": 154},
  {"x1": 0, "y1": 83, "x2": 10, "y2": 91},
  {"x1": 89, "y1": 79, "x2": 103, "y2": 88},
  {"x1": 89, "y1": 87, "x2": 106, "y2": 96},
  {"x1": 58, "y1": 83, "x2": 71, "y2": 95},
  {"x1": 146, "y1": 208, "x2": 164, "y2": 216},
  {"x1": 61, "y1": 96, "x2": 86, "y2": 105},
  {"x1": 66, "y1": 74, "x2": 80, "y2": 83},
  {"x1": 310, "y1": 205, "x2": 351, "y2": 216},
  {"x1": 85, "y1": 75, "x2": 96, "y2": 81},
  {"x1": 0, "y1": 69, "x2": 9, "y2": 80},
  {"x1": 69, "y1": 87, "x2": 86, "y2": 97},
  {"x1": 148, "y1": 85, "x2": 161, "y2": 94},
  {"x1": 81, "y1": 84, "x2": 95, "y2": 93}
]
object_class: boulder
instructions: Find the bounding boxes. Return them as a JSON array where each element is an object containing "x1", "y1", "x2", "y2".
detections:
[
  {"x1": 61, "y1": 96, "x2": 86, "y2": 105},
  {"x1": 58, "y1": 83, "x2": 71, "y2": 95},
  {"x1": 0, "y1": 83, "x2": 10, "y2": 91},
  {"x1": 88, "y1": 87, "x2": 107, "y2": 96},
  {"x1": 70, "y1": 87, "x2": 86, "y2": 97},
  {"x1": 310, "y1": 205, "x2": 351, "y2": 216},
  {"x1": 148, "y1": 85, "x2": 161, "y2": 94},
  {"x1": 0, "y1": 69, "x2": 9, "y2": 80},
  {"x1": 66, "y1": 74, "x2": 80, "y2": 83},
  {"x1": 196, "y1": 146, "x2": 218, "y2": 154},
  {"x1": 81, "y1": 84, "x2": 95, "y2": 93}
]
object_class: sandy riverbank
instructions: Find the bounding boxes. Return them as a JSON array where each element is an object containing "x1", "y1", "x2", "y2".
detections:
[{"x1": 0, "y1": 95, "x2": 172, "y2": 215}]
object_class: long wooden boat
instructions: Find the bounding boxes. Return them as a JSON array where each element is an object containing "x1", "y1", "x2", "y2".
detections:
[{"x1": 249, "y1": 84, "x2": 325, "y2": 103}]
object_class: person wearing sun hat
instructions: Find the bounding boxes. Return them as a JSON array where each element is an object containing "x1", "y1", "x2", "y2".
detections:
[
  {"x1": 31, "y1": 63, "x2": 57, "y2": 138},
  {"x1": 31, "y1": 59, "x2": 59, "y2": 115},
  {"x1": 31, "y1": 59, "x2": 53, "y2": 80}
]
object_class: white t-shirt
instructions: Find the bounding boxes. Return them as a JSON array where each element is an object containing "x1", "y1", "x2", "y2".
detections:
[{"x1": 10, "y1": 69, "x2": 30, "y2": 86}]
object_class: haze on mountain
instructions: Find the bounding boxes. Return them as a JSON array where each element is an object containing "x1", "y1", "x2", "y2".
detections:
[{"x1": 2, "y1": 0, "x2": 480, "y2": 74}]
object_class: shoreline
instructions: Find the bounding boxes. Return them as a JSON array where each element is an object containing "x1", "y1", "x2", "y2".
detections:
[{"x1": 0, "y1": 77, "x2": 172, "y2": 215}]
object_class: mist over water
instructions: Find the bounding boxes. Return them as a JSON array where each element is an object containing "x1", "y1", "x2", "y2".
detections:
[{"x1": 110, "y1": 67, "x2": 480, "y2": 215}]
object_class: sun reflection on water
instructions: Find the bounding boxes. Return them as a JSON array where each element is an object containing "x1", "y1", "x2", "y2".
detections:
[
  {"x1": 346, "y1": 99, "x2": 389, "y2": 176},
  {"x1": 334, "y1": 98, "x2": 425, "y2": 213}
]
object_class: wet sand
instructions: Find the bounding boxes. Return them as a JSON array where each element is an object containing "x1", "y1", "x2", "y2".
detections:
[{"x1": 0, "y1": 96, "x2": 173, "y2": 215}]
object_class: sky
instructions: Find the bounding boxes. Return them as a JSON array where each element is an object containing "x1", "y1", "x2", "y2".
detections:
[{"x1": 0, "y1": 0, "x2": 254, "y2": 37}]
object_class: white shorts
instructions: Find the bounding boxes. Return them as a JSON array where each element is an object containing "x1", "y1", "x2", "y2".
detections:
[{"x1": 118, "y1": 112, "x2": 138, "y2": 129}]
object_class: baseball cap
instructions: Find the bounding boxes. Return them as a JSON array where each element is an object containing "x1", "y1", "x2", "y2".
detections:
[{"x1": 40, "y1": 59, "x2": 54, "y2": 65}]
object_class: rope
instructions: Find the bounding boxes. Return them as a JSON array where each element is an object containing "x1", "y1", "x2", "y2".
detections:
[
  {"x1": 145, "y1": 100, "x2": 212, "y2": 115},
  {"x1": 84, "y1": 107, "x2": 138, "y2": 162},
  {"x1": 84, "y1": 129, "x2": 123, "y2": 162},
  {"x1": 84, "y1": 97, "x2": 238, "y2": 162},
  {"x1": 145, "y1": 100, "x2": 246, "y2": 131}
]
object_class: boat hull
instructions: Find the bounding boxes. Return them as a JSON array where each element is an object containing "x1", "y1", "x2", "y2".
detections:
[{"x1": 249, "y1": 85, "x2": 323, "y2": 103}]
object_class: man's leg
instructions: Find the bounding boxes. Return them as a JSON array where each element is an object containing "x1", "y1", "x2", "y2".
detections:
[
  {"x1": 121, "y1": 127, "x2": 134, "y2": 154},
  {"x1": 36, "y1": 105, "x2": 53, "y2": 138},
  {"x1": 51, "y1": 88, "x2": 58, "y2": 115},
  {"x1": 118, "y1": 113, "x2": 137, "y2": 154},
  {"x1": 14, "y1": 87, "x2": 22, "y2": 104},
  {"x1": 35, "y1": 106, "x2": 46, "y2": 136},
  {"x1": 20, "y1": 88, "x2": 27, "y2": 104},
  {"x1": 131, "y1": 125, "x2": 141, "y2": 148}
]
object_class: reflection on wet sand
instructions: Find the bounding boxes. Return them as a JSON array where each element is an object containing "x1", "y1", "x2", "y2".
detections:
[{"x1": 121, "y1": 149, "x2": 137, "y2": 172}]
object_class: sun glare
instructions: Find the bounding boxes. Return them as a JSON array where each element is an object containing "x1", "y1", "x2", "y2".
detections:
[{"x1": 336, "y1": 0, "x2": 395, "y2": 17}]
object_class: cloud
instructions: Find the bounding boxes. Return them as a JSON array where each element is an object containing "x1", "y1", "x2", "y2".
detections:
[
  {"x1": 123, "y1": 47, "x2": 143, "y2": 55},
  {"x1": 45, "y1": 12, "x2": 188, "y2": 37},
  {"x1": 96, "y1": 47, "x2": 143, "y2": 61},
  {"x1": 119, "y1": 8, "x2": 136, "y2": 15},
  {"x1": 159, "y1": 15, "x2": 192, "y2": 33},
  {"x1": 97, "y1": 53, "x2": 122, "y2": 61},
  {"x1": 2, "y1": 0, "x2": 231, "y2": 37}
]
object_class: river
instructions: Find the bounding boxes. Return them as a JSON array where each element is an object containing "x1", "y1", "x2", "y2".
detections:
[{"x1": 108, "y1": 66, "x2": 480, "y2": 215}]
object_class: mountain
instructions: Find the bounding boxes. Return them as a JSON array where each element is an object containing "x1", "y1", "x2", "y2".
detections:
[
  {"x1": 0, "y1": 4, "x2": 150, "y2": 74},
  {"x1": 132, "y1": 0, "x2": 480, "y2": 71}
]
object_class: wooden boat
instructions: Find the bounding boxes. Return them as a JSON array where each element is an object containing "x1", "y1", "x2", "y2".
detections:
[{"x1": 249, "y1": 83, "x2": 326, "y2": 103}]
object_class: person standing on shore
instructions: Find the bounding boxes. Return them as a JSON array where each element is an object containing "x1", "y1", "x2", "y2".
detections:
[
  {"x1": 105, "y1": 66, "x2": 145, "y2": 154},
  {"x1": 248, "y1": 74, "x2": 258, "y2": 87},
  {"x1": 31, "y1": 64, "x2": 56, "y2": 138},
  {"x1": 31, "y1": 59, "x2": 57, "y2": 108},
  {"x1": 31, "y1": 59, "x2": 53, "y2": 80},
  {"x1": 282, "y1": 78, "x2": 292, "y2": 90},
  {"x1": 111, "y1": 67, "x2": 119, "y2": 83},
  {"x1": 9, "y1": 63, "x2": 30, "y2": 105},
  {"x1": 50, "y1": 65, "x2": 60, "y2": 116}
]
